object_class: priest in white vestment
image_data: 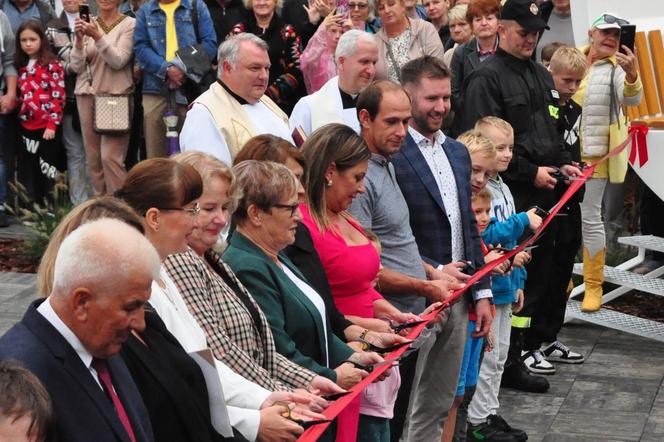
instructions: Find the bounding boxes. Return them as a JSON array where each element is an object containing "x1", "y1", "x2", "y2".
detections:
[
  {"x1": 289, "y1": 30, "x2": 379, "y2": 136},
  {"x1": 180, "y1": 33, "x2": 293, "y2": 165}
]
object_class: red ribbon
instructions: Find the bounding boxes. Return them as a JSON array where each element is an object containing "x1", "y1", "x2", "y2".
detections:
[
  {"x1": 628, "y1": 124, "x2": 649, "y2": 168},
  {"x1": 297, "y1": 132, "x2": 635, "y2": 442}
]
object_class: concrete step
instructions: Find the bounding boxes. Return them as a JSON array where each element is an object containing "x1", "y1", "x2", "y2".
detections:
[
  {"x1": 572, "y1": 263, "x2": 664, "y2": 297},
  {"x1": 566, "y1": 300, "x2": 664, "y2": 342},
  {"x1": 618, "y1": 235, "x2": 664, "y2": 254}
]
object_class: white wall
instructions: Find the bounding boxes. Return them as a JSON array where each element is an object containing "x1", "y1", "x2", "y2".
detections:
[{"x1": 571, "y1": 0, "x2": 664, "y2": 47}]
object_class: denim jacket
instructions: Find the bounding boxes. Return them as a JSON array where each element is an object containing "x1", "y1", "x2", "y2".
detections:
[{"x1": 134, "y1": 0, "x2": 217, "y2": 95}]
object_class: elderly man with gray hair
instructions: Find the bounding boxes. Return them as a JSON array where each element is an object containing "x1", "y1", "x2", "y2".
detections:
[
  {"x1": 289, "y1": 29, "x2": 378, "y2": 136},
  {"x1": 0, "y1": 218, "x2": 160, "y2": 442},
  {"x1": 180, "y1": 32, "x2": 294, "y2": 165}
]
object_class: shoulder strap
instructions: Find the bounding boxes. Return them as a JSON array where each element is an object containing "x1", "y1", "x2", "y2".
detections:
[{"x1": 191, "y1": 0, "x2": 200, "y2": 42}]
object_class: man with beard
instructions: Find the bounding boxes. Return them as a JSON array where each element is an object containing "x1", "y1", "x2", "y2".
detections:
[
  {"x1": 349, "y1": 79, "x2": 464, "y2": 441},
  {"x1": 180, "y1": 33, "x2": 293, "y2": 164},
  {"x1": 289, "y1": 30, "x2": 378, "y2": 136},
  {"x1": 390, "y1": 56, "x2": 493, "y2": 442}
]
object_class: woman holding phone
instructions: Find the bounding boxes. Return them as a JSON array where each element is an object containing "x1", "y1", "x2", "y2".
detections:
[
  {"x1": 576, "y1": 13, "x2": 642, "y2": 312},
  {"x1": 70, "y1": 0, "x2": 135, "y2": 196}
]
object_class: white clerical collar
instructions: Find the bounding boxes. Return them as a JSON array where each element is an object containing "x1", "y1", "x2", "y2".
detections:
[{"x1": 37, "y1": 297, "x2": 94, "y2": 371}]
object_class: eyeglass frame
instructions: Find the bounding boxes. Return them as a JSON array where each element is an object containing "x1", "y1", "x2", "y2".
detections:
[
  {"x1": 156, "y1": 202, "x2": 201, "y2": 217},
  {"x1": 271, "y1": 203, "x2": 300, "y2": 217},
  {"x1": 348, "y1": 2, "x2": 369, "y2": 10}
]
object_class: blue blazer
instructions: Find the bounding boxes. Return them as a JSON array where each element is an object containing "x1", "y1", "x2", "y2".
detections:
[
  {"x1": 0, "y1": 300, "x2": 154, "y2": 442},
  {"x1": 392, "y1": 133, "x2": 490, "y2": 300}
]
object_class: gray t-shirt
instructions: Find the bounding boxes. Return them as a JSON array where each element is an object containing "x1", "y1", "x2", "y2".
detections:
[
  {"x1": 348, "y1": 153, "x2": 427, "y2": 314},
  {"x1": 536, "y1": 9, "x2": 575, "y2": 62}
]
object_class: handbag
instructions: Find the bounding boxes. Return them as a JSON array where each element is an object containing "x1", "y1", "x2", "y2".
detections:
[
  {"x1": 93, "y1": 94, "x2": 132, "y2": 135},
  {"x1": 607, "y1": 65, "x2": 629, "y2": 184},
  {"x1": 176, "y1": 0, "x2": 215, "y2": 103}
]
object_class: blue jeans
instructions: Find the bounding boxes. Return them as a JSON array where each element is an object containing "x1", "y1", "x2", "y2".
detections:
[{"x1": 358, "y1": 414, "x2": 390, "y2": 442}]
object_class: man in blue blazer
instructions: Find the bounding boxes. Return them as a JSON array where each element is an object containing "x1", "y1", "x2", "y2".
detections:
[
  {"x1": 0, "y1": 219, "x2": 159, "y2": 442},
  {"x1": 391, "y1": 57, "x2": 493, "y2": 442}
]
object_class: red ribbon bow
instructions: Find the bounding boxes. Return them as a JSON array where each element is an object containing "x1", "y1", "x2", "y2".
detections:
[{"x1": 628, "y1": 124, "x2": 649, "y2": 168}]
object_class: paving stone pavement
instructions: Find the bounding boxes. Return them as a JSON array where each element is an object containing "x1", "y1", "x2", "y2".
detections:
[{"x1": 0, "y1": 271, "x2": 662, "y2": 441}]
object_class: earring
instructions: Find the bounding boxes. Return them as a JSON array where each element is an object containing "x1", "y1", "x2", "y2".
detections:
[{"x1": 326, "y1": 179, "x2": 333, "y2": 187}]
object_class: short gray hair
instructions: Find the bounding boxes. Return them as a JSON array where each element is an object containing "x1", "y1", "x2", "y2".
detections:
[
  {"x1": 232, "y1": 160, "x2": 298, "y2": 224},
  {"x1": 52, "y1": 218, "x2": 160, "y2": 297},
  {"x1": 217, "y1": 33, "x2": 269, "y2": 77},
  {"x1": 335, "y1": 30, "x2": 376, "y2": 64}
]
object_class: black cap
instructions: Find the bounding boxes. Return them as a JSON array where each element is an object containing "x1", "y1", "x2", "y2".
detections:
[{"x1": 501, "y1": 0, "x2": 550, "y2": 31}]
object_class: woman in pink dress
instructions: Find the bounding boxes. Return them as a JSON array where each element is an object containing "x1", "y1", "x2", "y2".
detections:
[{"x1": 300, "y1": 124, "x2": 419, "y2": 442}]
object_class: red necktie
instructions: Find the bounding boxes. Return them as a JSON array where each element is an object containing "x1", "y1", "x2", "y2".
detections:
[
  {"x1": 479, "y1": 48, "x2": 496, "y2": 57},
  {"x1": 92, "y1": 358, "x2": 138, "y2": 442}
]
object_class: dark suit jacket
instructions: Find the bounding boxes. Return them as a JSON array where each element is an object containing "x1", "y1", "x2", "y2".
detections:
[
  {"x1": 121, "y1": 308, "x2": 245, "y2": 442},
  {"x1": 284, "y1": 223, "x2": 353, "y2": 340},
  {"x1": 223, "y1": 231, "x2": 354, "y2": 381},
  {"x1": 391, "y1": 133, "x2": 490, "y2": 300},
  {"x1": 0, "y1": 300, "x2": 153, "y2": 442}
]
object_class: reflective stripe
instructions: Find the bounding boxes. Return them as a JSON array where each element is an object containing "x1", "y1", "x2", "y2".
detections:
[{"x1": 512, "y1": 315, "x2": 531, "y2": 328}]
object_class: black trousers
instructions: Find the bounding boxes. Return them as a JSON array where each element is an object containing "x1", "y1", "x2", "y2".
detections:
[{"x1": 524, "y1": 202, "x2": 581, "y2": 350}]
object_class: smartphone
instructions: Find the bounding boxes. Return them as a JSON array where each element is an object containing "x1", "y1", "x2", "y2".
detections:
[
  {"x1": 79, "y1": 4, "x2": 90, "y2": 22},
  {"x1": 335, "y1": 5, "x2": 349, "y2": 18},
  {"x1": 619, "y1": 24, "x2": 636, "y2": 54}
]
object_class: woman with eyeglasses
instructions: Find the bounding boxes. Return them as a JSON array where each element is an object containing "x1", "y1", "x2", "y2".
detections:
[
  {"x1": 373, "y1": 0, "x2": 443, "y2": 82},
  {"x1": 575, "y1": 12, "x2": 642, "y2": 312}
]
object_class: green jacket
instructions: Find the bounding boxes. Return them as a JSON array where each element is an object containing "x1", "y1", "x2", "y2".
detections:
[{"x1": 223, "y1": 231, "x2": 354, "y2": 381}]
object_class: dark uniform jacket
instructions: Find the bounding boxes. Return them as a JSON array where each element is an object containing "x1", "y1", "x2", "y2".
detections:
[{"x1": 459, "y1": 47, "x2": 570, "y2": 210}]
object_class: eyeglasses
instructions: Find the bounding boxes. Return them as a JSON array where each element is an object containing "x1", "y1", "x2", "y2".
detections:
[
  {"x1": 348, "y1": 2, "x2": 369, "y2": 10},
  {"x1": 272, "y1": 203, "x2": 299, "y2": 217},
  {"x1": 157, "y1": 202, "x2": 201, "y2": 217},
  {"x1": 595, "y1": 14, "x2": 629, "y2": 27}
]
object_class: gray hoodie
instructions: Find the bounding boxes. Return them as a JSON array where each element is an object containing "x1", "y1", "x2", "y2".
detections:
[{"x1": 487, "y1": 174, "x2": 516, "y2": 222}]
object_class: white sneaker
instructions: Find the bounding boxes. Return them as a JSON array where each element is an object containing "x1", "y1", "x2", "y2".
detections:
[
  {"x1": 541, "y1": 341, "x2": 585, "y2": 364},
  {"x1": 521, "y1": 350, "x2": 556, "y2": 375}
]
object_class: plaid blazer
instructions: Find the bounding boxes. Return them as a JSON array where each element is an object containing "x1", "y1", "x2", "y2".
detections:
[
  {"x1": 164, "y1": 249, "x2": 317, "y2": 391},
  {"x1": 391, "y1": 133, "x2": 490, "y2": 299}
]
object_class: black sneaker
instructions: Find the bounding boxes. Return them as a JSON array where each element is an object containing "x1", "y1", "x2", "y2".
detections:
[
  {"x1": 540, "y1": 341, "x2": 585, "y2": 364},
  {"x1": 487, "y1": 415, "x2": 527, "y2": 442},
  {"x1": 500, "y1": 361, "x2": 550, "y2": 393},
  {"x1": 467, "y1": 421, "x2": 516, "y2": 442},
  {"x1": 521, "y1": 350, "x2": 556, "y2": 374}
]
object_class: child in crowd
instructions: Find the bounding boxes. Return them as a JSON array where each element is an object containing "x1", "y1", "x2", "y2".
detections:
[
  {"x1": 465, "y1": 119, "x2": 541, "y2": 442},
  {"x1": 0, "y1": 360, "x2": 53, "y2": 442},
  {"x1": 540, "y1": 47, "x2": 587, "y2": 322},
  {"x1": 540, "y1": 41, "x2": 565, "y2": 68},
  {"x1": 443, "y1": 131, "x2": 505, "y2": 442},
  {"x1": 15, "y1": 20, "x2": 65, "y2": 203}
]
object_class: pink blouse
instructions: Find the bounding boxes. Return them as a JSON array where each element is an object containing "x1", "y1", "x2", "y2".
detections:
[{"x1": 300, "y1": 204, "x2": 383, "y2": 318}]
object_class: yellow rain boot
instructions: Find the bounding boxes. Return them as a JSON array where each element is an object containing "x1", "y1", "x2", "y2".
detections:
[{"x1": 581, "y1": 248, "x2": 605, "y2": 312}]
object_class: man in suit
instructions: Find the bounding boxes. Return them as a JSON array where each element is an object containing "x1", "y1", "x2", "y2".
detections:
[
  {"x1": 391, "y1": 56, "x2": 493, "y2": 442},
  {"x1": 0, "y1": 218, "x2": 160, "y2": 442}
]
